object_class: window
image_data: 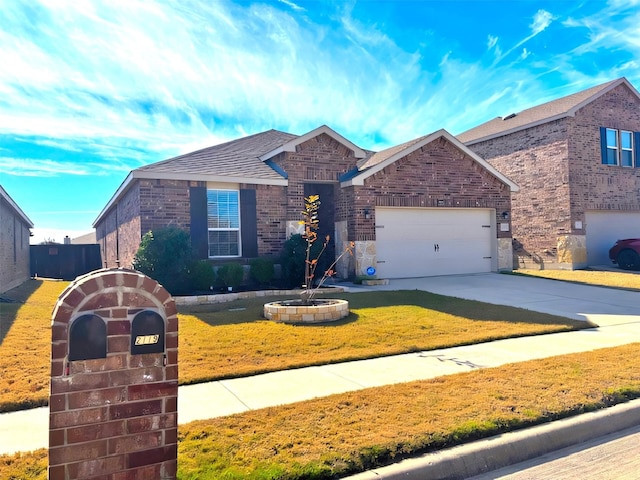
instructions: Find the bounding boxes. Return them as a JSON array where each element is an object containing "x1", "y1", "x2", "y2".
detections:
[
  {"x1": 207, "y1": 189, "x2": 240, "y2": 257},
  {"x1": 621, "y1": 130, "x2": 633, "y2": 167},
  {"x1": 601, "y1": 127, "x2": 640, "y2": 167},
  {"x1": 605, "y1": 128, "x2": 618, "y2": 165}
]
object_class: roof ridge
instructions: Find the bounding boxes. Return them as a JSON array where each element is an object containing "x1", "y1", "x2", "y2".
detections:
[
  {"x1": 137, "y1": 129, "x2": 297, "y2": 171},
  {"x1": 457, "y1": 77, "x2": 632, "y2": 144}
]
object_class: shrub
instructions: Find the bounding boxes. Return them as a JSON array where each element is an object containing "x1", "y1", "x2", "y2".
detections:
[
  {"x1": 189, "y1": 260, "x2": 215, "y2": 292},
  {"x1": 250, "y1": 258, "x2": 275, "y2": 286},
  {"x1": 216, "y1": 262, "x2": 244, "y2": 290},
  {"x1": 132, "y1": 227, "x2": 192, "y2": 295},
  {"x1": 279, "y1": 234, "x2": 320, "y2": 288}
]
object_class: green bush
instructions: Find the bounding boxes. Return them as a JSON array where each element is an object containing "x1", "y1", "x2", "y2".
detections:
[
  {"x1": 249, "y1": 258, "x2": 275, "y2": 286},
  {"x1": 216, "y1": 262, "x2": 244, "y2": 290},
  {"x1": 279, "y1": 234, "x2": 325, "y2": 289},
  {"x1": 132, "y1": 227, "x2": 192, "y2": 295},
  {"x1": 189, "y1": 260, "x2": 215, "y2": 292}
]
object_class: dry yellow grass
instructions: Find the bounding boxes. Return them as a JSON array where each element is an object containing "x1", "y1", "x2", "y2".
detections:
[
  {"x1": 0, "y1": 280, "x2": 67, "y2": 411},
  {"x1": 175, "y1": 343, "x2": 640, "y2": 478},
  {"x1": 515, "y1": 269, "x2": 640, "y2": 289},
  {"x1": 178, "y1": 291, "x2": 585, "y2": 384},
  {"x1": 0, "y1": 280, "x2": 585, "y2": 413}
]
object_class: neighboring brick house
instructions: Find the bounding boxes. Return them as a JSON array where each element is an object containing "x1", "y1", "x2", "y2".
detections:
[
  {"x1": 458, "y1": 77, "x2": 640, "y2": 270},
  {"x1": 94, "y1": 126, "x2": 518, "y2": 279},
  {"x1": 0, "y1": 185, "x2": 33, "y2": 293}
]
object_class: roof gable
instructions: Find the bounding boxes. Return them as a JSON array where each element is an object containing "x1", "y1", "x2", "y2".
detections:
[
  {"x1": 457, "y1": 78, "x2": 640, "y2": 145},
  {"x1": 259, "y1": 125, "x2": 367, "y2": 160},
  {"x1": 0, "y1": 185, "x2": 34, "y2": 227},
  {"x1": 342, "y1": 129, "x2": 518, "y2": 191}
]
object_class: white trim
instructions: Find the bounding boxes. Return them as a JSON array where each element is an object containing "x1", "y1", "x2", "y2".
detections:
[
  {"x1": 341, "y1": 129, "x2": 519, "y2": 192},
  {"x1": 259, "y1": 125, "x2": 367, "y2": 161},
  {"x1": 0, "y1": 185, "x2": 34, "y2": 227}
]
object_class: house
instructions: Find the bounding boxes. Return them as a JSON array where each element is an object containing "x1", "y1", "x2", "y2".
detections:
[
  {"x1": 94, "y1": 126, "x2": 518, "y2": 279},
  {"x1": 0, "y1": 185, "x2": 33, "y2": 293},
  {"x1": 457, "y1": 77, "x2": 640, "y2": 270}
]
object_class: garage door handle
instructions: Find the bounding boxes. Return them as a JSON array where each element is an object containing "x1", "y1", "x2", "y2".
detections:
[
  {"x1": 483, "y1": 256, "x2": 492, "y2": 259},
  {"x1": 377, "y1": 260, "x2": 386, "y2": 264},
  {"x1": 434, "y1": 244, "x2": 439, "y2": 252}
]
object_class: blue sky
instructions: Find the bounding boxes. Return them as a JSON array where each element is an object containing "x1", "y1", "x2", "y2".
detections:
[{"x1": 1, "y1": 0, "x2": 639, "y2": 243}]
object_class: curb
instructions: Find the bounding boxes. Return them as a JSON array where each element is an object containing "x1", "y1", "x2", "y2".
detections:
[{"x1": 344, "y1": 398, "x2": 640, "y2": 479}]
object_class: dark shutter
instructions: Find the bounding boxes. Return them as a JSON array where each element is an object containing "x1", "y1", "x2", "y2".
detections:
[
  {"x1": 189, "y1": 186, "x2": 208, "y2": 259},
  {"x1": 635, "y1": 132, "x2": 640, "y2": 167},
  {"x1": 599, "y1": 127, "x2": 607, "y2": 165},
  {"x1": 240, "y1": 189, "x2": 258, "y2": 258}
]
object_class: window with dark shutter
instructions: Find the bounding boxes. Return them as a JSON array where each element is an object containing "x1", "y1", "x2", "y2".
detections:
[{"x1": 600, "y1": 127, "x2": 640, "y2": 167}]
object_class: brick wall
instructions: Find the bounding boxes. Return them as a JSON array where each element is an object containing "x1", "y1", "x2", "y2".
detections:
[
  {"x1": 568, "y1": 84, "x2": 640, "y2": 216},
  {"x1": 49, "y1": 268, "x2": 178, "y2": 480},
  {"x1": 96, "y1": 179, "x2": 193, "y2": 269},
  {"x1": 360, "y1": 137, "x2": 512, "y2": 240},
  {"x1": 250, "y1": 183, "x2": 288, "y2": 257},
  {"x1": 468, "y1": 83, "x2": 640, "y2": 268},
  {"x1": 468, "y1": 118, "x2": 571, "y2": 264},
  {"x1": 0, "y1": 197, "x2": 31, "y2": 293}
]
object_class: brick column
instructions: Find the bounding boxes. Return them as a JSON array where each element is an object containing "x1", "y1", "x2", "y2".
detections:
[{"x1": 49, "y1": 268, "x2": 178, "y2": 480}]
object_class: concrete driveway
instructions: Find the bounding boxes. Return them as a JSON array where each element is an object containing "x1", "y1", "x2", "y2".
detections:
[{"x1": 345, "y1": 272, "x2": 640, "y2": 325}]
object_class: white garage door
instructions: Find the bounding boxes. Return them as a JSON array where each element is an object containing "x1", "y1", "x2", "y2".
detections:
[
  {"x1": 375, "y1": 208, "x2": 495, "y2": 278},
  {"x1": 586, "y1": 211, "x2": 640, "y2": 265}
]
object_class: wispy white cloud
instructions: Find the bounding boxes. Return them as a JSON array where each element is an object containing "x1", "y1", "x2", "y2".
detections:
[
  {"x1": 530, "y1": 9, "x2": 554, "y2": 35},
  {"x1": 277, "y1": 0, "x2": 305, "y2": 12},
  {"x1": 492, "y1": 9, "x2": 557, "y2": 65},
  {"x1": 0, "y1": 157, "x2": 128, "y2": 177}
]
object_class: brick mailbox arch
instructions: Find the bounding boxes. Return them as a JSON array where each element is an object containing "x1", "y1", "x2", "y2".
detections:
[{"x1": 49, "y1": 268, "x2": 178, "y2": 480}]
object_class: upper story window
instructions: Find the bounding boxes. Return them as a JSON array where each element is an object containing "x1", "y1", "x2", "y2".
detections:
[
  {"x1": 207, "y1": 189, "x2": 240, "y2": 257},
  {"x1": 621, "y1": 130, "x2": 633, "y2": 167},
  {"x1": 601, "y1": 127, "x2": 639, "y2": 167}
]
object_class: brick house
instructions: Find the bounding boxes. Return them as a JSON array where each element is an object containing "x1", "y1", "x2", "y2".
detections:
[
  {"x1": 0, "y1": 185, "x2": 33, "y2": 293},
  {"x1": 458, "y1": 77, "x2": 640, "y2": 270},
  {"x1": 94, "y1": 126, "x2": 518, "y2": 279}
]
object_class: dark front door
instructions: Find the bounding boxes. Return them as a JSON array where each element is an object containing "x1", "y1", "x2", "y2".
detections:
[{"x1": 303, "y1": 183, "x2": 336, "y2": 272}]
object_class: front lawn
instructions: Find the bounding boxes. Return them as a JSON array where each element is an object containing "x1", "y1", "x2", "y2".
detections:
[{"x1": 0, "y1": 280, "x2": 585, "y2": 412}]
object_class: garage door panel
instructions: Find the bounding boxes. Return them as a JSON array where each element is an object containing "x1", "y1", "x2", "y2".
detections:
[
  {"x1": 375, "y1": 208, "x2": 494, "y2": 278},
  {"x1": 586, "y1": 211, "x2": 640, "y2": 266}
]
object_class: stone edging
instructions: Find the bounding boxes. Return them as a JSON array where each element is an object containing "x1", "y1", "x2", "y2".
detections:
[{"x1": 174, "y1": 287, "x2": 346, "y2": 306}]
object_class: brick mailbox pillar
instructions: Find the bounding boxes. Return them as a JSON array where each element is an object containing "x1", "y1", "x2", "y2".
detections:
[{"x1": 49, "y1": 268, "x2": 178, "y2": 480}]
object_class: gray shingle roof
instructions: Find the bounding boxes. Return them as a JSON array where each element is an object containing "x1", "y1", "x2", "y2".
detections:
[
  {"x1": 136, "y1": 129, "x2": 297, "y2": 181},
  {"x1": 357, "y1": 134, "x2": 431, "y2": 170},
  {"x1": 457, "y1": 78, "x2": 634, "y2": 144}
]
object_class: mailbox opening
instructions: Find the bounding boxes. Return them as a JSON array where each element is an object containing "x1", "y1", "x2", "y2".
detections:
[
  {"x1": 131, "y1": 310, "x2": 165, "y2": 355},
  {"x1": 68, "y1": 314, "x2": 107, "y2": 361}
]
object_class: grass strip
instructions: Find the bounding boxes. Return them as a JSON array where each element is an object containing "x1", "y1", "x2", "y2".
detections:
[
  {"x1": 3, "y1": 343, "x2": 640, "y2": 479},
  {"x1": 512, "y1": 269, "x2": 640, "y2": 290}
]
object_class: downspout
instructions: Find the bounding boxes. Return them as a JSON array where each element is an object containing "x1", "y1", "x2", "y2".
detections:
[{"x1": 115, "y1": 205, "x2": 120, "y2": 267}]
